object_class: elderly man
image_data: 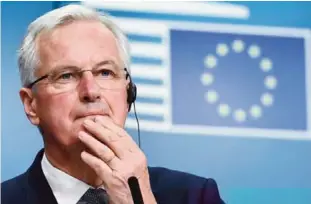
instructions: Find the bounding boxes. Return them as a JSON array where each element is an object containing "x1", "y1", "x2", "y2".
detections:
[{"x1": 1, "y1": 4, "x2": 224, "y2": 204}]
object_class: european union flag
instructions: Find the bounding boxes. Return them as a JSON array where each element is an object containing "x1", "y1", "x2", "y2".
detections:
[{"x1": 171, "y1": 29, "x2": 308, "y2": 131}]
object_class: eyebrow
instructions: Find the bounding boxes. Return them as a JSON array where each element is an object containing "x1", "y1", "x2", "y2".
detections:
[
  {"x1": 95, "y1": 60, "x2": 119, "y2": 71},
  {"x1": 50, "y1": 60, "x2": 120, "y2": 73}
]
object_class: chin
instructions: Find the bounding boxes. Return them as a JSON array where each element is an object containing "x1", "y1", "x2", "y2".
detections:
[
  {"x1": 55, "y1": 124, "x2": 84, "y2": 147},
  {"x1": 58, "y1": 135, "x2": 85, "y2": 152}
]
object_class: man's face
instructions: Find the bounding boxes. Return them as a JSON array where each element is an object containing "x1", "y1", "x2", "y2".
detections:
[{"x1": 21, "y1": 20, "x2": 129, "y2": 147}]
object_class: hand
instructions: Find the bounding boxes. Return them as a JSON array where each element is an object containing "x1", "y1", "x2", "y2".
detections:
[{"x1": 78, "y1": 116, "x2": 157, "y2": 204}]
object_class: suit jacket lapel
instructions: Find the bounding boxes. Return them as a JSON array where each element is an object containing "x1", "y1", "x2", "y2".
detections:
[{"x1": 27, "y1": 148, "x2": 58, "y2": 204}]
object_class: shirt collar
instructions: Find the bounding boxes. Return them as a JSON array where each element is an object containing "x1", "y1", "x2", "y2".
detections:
[{"x1": 41, "y1": 152, "x2": 91, "y2": 204}]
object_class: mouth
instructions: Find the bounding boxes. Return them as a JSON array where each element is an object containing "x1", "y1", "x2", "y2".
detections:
[{"x1": 76, "y1": 113, "x2": 109, "y2": 121}]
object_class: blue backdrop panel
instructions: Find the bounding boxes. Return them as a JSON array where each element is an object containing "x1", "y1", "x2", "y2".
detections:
[{"x1": 2, "y1": 2, "x2": 311, "y2": 204}]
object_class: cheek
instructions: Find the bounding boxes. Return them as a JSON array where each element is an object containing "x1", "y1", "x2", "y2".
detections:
[
  {"x1": 35, "y1": 92, "x2": 82, "y2": 145},
  {"x1": 106, "y1": 90, "x2": 128, "y2": 126},
  {"x1": 37, "y1": 93, "x2": 77, "y2": 129},
  {"x1": 48, "y1": 96, "x2": 73, "y2": 116}
]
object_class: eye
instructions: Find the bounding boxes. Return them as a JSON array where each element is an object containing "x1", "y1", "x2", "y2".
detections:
[
  {"x1": 53, "y1": 71, "x2": 76, "y2": 83},
  {"x1": 99, "y1": 69, "x2": 116, "y2": 78},
  {"x1": 57, "y1": 72, "x2": 74, "y2": 80},
  {"x1": 59, "y1": 72, "x2": 74, "y2": 80}
]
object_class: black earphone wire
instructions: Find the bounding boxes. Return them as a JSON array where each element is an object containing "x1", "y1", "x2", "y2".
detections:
[
  {"x1": 125, "y1": 68, "x2": 141, "y2": 148},
  {"x1": 132, "y1": 102, "x2": 141, "y2": 148}
]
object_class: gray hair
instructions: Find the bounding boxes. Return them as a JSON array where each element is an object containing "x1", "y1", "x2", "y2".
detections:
[{"x1": 18, "y1": 4, "x2": 130, "y2": 87}]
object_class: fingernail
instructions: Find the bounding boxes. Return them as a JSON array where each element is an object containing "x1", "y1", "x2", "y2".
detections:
[
  {"x1": 84, "y1": 119, "x2": 92, "y2": 126},
  {"x1": 78, "y1": 131, "x2": 89, "y2": 139},
  {"x1": 81, "y1": 151, "x2": 87, "y2": 159},
  {"x1": 78, "y1": 131, "x2": 84, "y2": 139}
]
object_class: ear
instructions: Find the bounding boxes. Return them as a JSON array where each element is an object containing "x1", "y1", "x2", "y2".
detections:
[
  {"x1": 19, "y1": 88, "x2": 40, "y2": 125},
  {"x1": 125, "y1": 80, "x2": 131, "y2": 112}
]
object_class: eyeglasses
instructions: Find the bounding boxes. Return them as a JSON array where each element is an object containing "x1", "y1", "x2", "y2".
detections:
[{"x1": 27, "y1": 64, "x2": 130, "y2": 92}]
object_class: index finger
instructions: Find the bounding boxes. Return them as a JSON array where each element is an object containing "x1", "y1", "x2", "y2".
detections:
[{"x1": 95, "y1": 116, "x2": 131, "y2": 139}]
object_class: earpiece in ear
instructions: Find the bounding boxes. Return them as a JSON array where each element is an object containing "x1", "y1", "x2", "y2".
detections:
[
  {"x1": 124, "y1": 68, "x2": 136, "y2": 112},
  {"x1": 127, "y1": 82, "x2": 137, "y2": 112}
]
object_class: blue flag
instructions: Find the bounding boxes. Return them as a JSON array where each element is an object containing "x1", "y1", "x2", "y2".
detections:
[{"x1": 171, "y1": 29, "x2": 307, "y2": 131}]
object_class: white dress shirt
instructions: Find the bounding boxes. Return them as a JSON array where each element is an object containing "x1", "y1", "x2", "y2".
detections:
[{"x1": 41, "y1": 153, "x2": 92, "y2": 204}]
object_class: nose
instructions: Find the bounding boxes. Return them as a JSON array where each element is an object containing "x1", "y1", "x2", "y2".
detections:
[{"x1": 78, "y1": 71, "x2": 101, "y2": 102}]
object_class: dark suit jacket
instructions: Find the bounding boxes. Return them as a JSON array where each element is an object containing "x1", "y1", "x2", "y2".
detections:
[{"x1": 1, "y1": 149, "x2": 225, "y2": 204}]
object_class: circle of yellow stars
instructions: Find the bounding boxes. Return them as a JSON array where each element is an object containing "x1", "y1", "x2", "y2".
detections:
[{"x1": 201, "y1": 39, "x2": 277, "y2": 123}]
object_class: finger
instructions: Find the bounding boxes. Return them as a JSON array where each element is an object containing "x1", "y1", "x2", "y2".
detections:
[
  {"x1": 83, "y1": 120, "x2": 128, "y2": 158},
  {"x1": 81, "y1": 151, "x2": 127, "y2": 188},
  {"x1": 94, "y1": 116, "x2": 130, "y2": 138},
  {"x1": 79, "y1": 131, "x2": 116, "y2": 164},
  {"x1": 95, "y1": 116, "x2": 137, "y2": 148},
  {"x1": 80, "y1": 151, "x2": 112, "y2": 181},
  {"x1": 84, "y1": 119, "x2": 119, "y2": 143},
  {"x1": 95, "y1": 117, "x2": 140, "y2": 155}
]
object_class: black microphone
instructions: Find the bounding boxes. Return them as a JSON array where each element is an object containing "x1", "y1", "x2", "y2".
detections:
[{"x1": 128, "y1": 176, "x2": 144, "y2": 204}]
